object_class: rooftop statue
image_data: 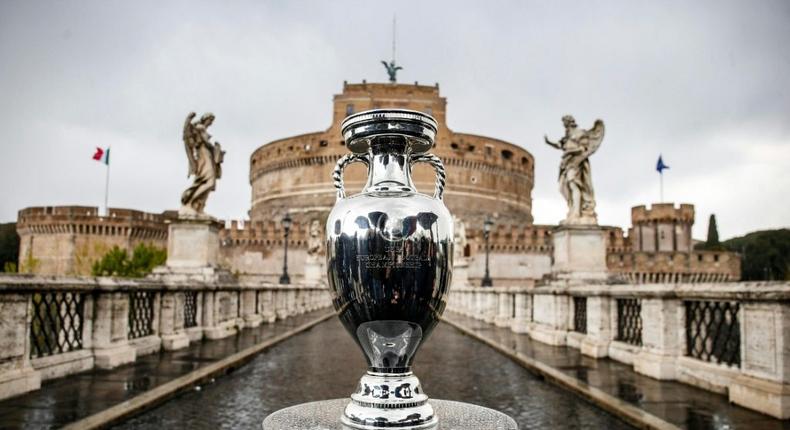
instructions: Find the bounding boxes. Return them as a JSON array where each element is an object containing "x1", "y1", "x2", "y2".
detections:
[
  {"x1": 181, "y1": 112, "x2": 225, "y2": 216},
  {"x1": 545, "y1": 115, "x2": 605, "y2": 225},
  {"x1": 381, "y1": 59, "x2": 402, "y2": 83}
]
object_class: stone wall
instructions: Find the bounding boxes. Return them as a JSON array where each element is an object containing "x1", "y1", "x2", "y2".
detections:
[{"x1": 16, "y1": 207, "x2": 173, "y2": 276}]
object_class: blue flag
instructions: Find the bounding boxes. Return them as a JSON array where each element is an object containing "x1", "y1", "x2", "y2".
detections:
[{"x1": 656, "y1": 155, "x2": 669, "y2": 173}]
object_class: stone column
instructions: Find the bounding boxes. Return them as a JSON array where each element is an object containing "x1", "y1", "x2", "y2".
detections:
[
  {"x1": 634, "y1": 298, "x2": 682, "y2": 379},
  {"x1": 275, "y1": 289, "x2": 288, "y2": 320},
  {"x1": 494, "y1": 289, "x2": 514, "y2": 327},
  {"x1": 203, "y1": 290, "x2": 237, "y2": 340},
  {"x1": 242, "y1": 290, "x2": 263, "y2": 328},
  {"x1": 730, "y1": 302, "x2": 790, "y2": 419},
  {"x1": 0, "y1": 293, "x2": 42, "y2": 400},
  {"x1": 286, "y1": 289, "x2": 297, "y2": 317},
  {"x1": 159, "y1": 291, "x2": 190, "y2": 351},
  {"x1": 260, "y1": 289, "x2": 276, "y2": 323},
  {"x1": 530, "y1": 292, "x2": 570, "y2": 346},
  {"x1": 483, "y1": 290, "x2": 497, "y2": 324},
  {"x1": 511, "y1": 292, "x2": 531, "y2": 333},
  {"x1": 581, "y1": 295, "x2": 614, "y2": 358},
  {"x1": 92, "y1": 292, "x2": 136, "y2": 369}
]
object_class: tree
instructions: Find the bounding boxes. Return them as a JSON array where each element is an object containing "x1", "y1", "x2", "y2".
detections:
[
  {"x1": 91, "y1": 243, "x2": 166, "y2": 278},
  {"x1": 723, "y1": 229, "x2": 790, "y2": 281},
  {"x1": 706, "y1": 214, "x2": 720, "y2": 246},
  {"x1": 0, "y1": 223, "x2": 19, "y2": 272}
]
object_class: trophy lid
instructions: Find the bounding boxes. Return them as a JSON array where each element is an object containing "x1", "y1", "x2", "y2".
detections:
[{"x1": 341, "y1": 109, "x2": 438, "y2": 154}]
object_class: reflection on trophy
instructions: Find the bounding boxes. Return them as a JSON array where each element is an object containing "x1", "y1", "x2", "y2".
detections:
[{"x1": 326, "y1": 109, "x2": 454, "y2": 429}]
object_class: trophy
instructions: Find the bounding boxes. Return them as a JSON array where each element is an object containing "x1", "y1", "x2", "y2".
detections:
[{"x1": 326, "y1": 109, "x2": 453, "y2": 429}]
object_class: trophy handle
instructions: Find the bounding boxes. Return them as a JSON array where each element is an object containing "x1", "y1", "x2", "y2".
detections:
[
  {"x1": 410, "y1": 153, "x2": 446, "y2": 200},
  {"x1": 333, "y1": 153, "x2": 370, "y2": 200}
]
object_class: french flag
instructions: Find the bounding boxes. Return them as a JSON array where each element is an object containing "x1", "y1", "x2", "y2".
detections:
[{"x1": 92, "y1": 147, "x2": 110, "y2": 165}]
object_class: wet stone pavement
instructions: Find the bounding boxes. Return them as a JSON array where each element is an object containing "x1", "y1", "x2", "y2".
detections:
[
  {"x1": 445, "y1": 312, "x2": 790, "y2": 430},
  {"x1": 0, "y1": 309, "x2": 332, "y2": 430},
  {"x1": 116, "y1": 319, "x2": 636, "y2": 430}
]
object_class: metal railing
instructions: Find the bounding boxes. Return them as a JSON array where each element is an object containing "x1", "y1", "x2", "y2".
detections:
[
  {"x1": 573, "y1": 297, "x2": 587, "y2": 334},
  {"x1": 616, "y1": 298, "x2": 642, "y2": 346},
  {"x1": 184, "y1": 291, "x2": 198, "y2": 328},
  {"x1": 685, "y1": 300, "x2": 740, "y2": 367},
  {"x1": 30, "y1": 292, "x2": 85, "y2": 358},
  {"x1": 128, "y1": 291, "x2": 155, "y2": 339}
]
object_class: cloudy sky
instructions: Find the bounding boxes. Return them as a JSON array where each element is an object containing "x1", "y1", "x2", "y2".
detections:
[{"x1": 1, "y1": 1, "x2": 788, "y2": 239}]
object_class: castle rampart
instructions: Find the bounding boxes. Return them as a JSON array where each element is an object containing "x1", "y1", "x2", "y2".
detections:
[{"x1": 16, "y1": 206, "x2": 175, "y2": 275}]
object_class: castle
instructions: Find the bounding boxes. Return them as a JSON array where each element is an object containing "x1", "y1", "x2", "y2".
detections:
[{"x1": 16, "y1": 81, "x2": 740, "y2": 283}]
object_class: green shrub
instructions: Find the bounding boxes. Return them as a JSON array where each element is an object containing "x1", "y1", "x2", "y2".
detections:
[{"x1": 92, "y1": 243, "x2": 166, "y2": 278}]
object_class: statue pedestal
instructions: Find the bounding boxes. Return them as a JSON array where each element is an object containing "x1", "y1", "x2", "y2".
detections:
[
  {"x1": 303, "y1": 255, "x2": 323, "y2": 285},
  {"x1": 165, "y1": 216, "x2": 223, "y2": 269},
  {"x1": 551, "y1": 224, "x2": 608, "y2": 281},
  {"x1": 262, "y1": 399, "x2": 517, "y2": 430}
]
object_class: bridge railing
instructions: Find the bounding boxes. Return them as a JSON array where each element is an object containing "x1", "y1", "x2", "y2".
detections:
[
  {"x1": 0, "y1": 274, "x2": 331, "y2": 401},
  {"x1": 448, "y1": 282, "x2": 790, "y2": 419}
]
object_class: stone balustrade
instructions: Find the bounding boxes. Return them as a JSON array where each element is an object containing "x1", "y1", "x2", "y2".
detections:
[
  {"x1": 448, "y1": 282, "x2": 790, "y2": 419},
  {"x1": 0, "y1": 274, "x2": 331, "y2": 401}
]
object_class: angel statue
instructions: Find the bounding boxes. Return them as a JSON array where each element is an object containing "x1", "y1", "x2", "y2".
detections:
[
  {"x1": 381, "y1": 59, "x2": 402, "y2": 83},
  {"x1": 181, "y1": 112, "x2": 225, "y2": 216},
  {"x1": 544, "y1": 115, "x2": 605, "y2": 225}
]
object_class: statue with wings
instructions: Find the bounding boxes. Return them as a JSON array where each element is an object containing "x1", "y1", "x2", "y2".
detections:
[
  {"x1": 180, "y1": 112, "x2": 225, "y2": 216},
  {"x1": 545, "y1": 115, "x2": 605, "y2": 225},
  {"x1": 381, "y1": 59, "x2": 402, "y2": 83}
]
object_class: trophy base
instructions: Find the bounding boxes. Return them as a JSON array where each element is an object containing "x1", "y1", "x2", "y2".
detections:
[
  {"x1": 263, "y1": 399, "x2": 517, "y2": 430},
  {"x1": 342, "y1": 371, "x2": 436, "y2": 429}
]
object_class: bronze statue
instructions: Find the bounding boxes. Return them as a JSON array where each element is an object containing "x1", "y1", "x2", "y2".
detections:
[
  {"x1": 545, "y1": 115, "x2": 605, "y2": 225},
  {"x1": 181, "y1": 112, "x2": 225, "y2": 216},
  {"x1": 381, "y1": 59, "x2": 402, "y2": 83}
]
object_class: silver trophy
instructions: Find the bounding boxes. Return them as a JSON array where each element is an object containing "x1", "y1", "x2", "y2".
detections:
[{"x1": 326, "y1": 109, "x2": 453, "y2": 429}]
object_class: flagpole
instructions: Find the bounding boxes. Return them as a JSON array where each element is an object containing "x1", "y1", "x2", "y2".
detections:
[
  {"x1": 104, "y1": 147, "x2": 110, "y2": 216},
  {"x1": 660, "y1": 171, "x2": 664, "y2": 203}
]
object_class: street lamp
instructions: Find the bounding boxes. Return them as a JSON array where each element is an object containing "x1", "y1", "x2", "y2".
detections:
[
  {"x1": 481, "y1": 216, "x2": 494, "y2": 287},
  {"x1": 279, "y1": 213, "x2": 292, "y2": 284}
]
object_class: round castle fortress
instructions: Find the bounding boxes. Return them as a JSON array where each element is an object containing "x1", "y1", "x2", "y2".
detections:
[{"x1": 249, "y1": 81, "x2": 534, "y2": 227}]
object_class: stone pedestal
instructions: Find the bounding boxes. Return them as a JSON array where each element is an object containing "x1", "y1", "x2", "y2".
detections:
[
  {"x1": 511, "y1": 293, "x2": 531, "y2": 333},
  {"x1": 634, "y1": 298, "x2": 681, "y2": 380},
  {"x1": 580, "y1": 296, "x2": 613, "y2": 358},
  {"x1": 551, "y1": 225, "x2": 608, "y2": 281},
  {"x1": 0, "y1": 294, "x2": 42, "y2": 401},
  {"x1": 165, "y1": 217, "x2": 222, "y2": 269},
  {"x1": 494, "y1": 289, "x2": 514, "y2": 327},
  {"x1": 303, "y1": 255, "x2": 323, "y2": 285},
  {"x1": 159, "y1": 291, "x2": 190, "y2": 351},
  {"x1": 529, "y1": 293, "x2": 570, "y2": 346},
  {"x1": 263, "y1": 399, "x2": 517, "y2": 430},
  {"x1": 729, "y1": 302, "x2": 790, "y2": 418},
  {"x1": 92, "y1": 292, "x2": 136, "y2": 369}
]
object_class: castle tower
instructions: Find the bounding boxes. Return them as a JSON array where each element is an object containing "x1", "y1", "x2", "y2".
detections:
[
  {"x1": 248, "y1": 81, "x2": 535, "y2": 228},
  {"x1": 630, "y1": 203, "x2": 694, "y2": 253}
]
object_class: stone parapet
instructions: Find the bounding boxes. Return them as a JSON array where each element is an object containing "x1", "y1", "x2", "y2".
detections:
[
  {"x1": 0, "y1": 274, "x2": 332, "y2": 401},
  {"x1": 448, "y1": 281, "x2": 790, "y2": 419}
]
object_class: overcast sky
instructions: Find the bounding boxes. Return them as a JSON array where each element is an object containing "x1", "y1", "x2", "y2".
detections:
[{"x1": 1, "y1": 1, "x2": 788, "y2": 239}]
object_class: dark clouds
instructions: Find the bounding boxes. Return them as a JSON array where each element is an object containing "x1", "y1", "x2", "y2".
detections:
[{"x1": 0, "y1": 0, "x2": 788, "y2": 239}]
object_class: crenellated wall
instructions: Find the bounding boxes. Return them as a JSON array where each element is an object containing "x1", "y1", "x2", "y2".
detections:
[{"x1": 16, "y1": 206, "x2": 175, "y2": 276}]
